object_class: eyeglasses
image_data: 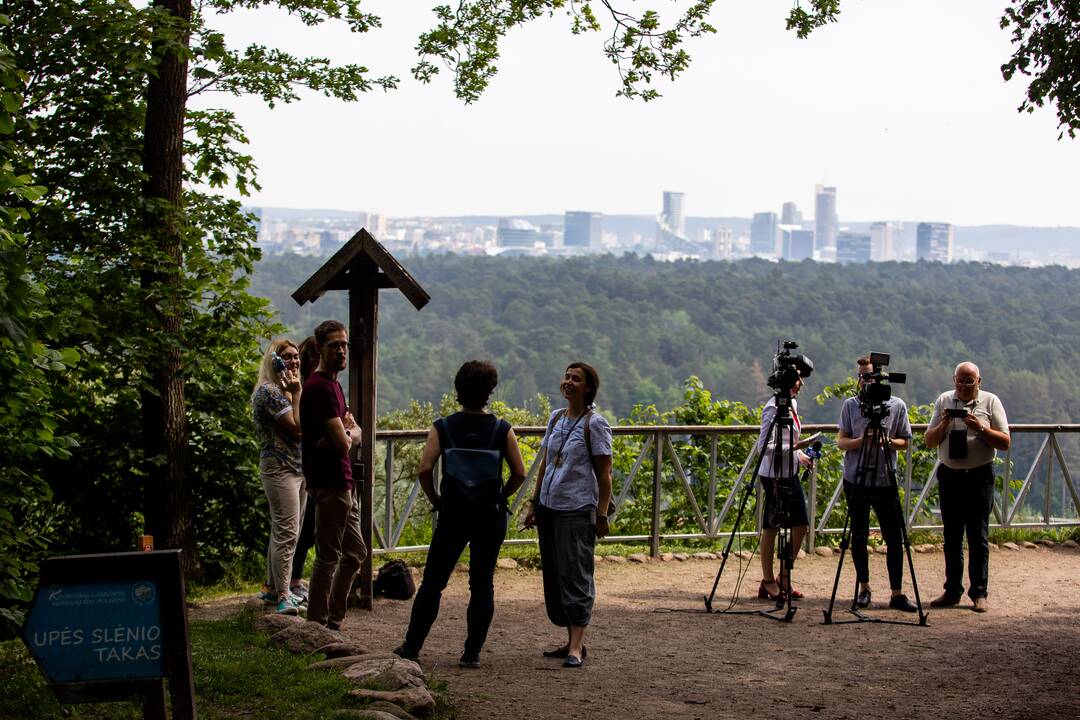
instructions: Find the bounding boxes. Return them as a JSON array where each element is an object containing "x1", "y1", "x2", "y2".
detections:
[{"x1": 953, "y1": 378, "x2": 978, "y2": 387}]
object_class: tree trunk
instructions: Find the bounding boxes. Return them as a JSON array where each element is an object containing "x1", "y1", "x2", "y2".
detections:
[{"x1": 141, "y1": 0, "x2": 199, "y2": 579}]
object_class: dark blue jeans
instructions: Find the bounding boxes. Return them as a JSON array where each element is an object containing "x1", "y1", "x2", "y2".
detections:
[
  {"x1": 403, "y1": 504, "x2": 508, "y2": 654},
  {"x1": 938, "y1": 463, "x2": 995, "y2": 599}
]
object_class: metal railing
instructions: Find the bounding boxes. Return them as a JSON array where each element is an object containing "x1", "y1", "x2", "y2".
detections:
[{"x1": 370, "y1": 424, "x2": 1080, "y2": 556}]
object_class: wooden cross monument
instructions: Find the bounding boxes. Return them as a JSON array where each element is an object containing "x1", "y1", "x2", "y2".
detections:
[{"x1": 292, "y1": 228, "x2": 430, "y2": 608}]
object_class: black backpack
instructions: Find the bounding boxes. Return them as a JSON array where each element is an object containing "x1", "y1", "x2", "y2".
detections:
[
  {"x1": 436, "y1": 417, "x2": 507, "y2": 506},
  {"x1": 373, "y1": 559, "x2": 416, "y2": 600}
]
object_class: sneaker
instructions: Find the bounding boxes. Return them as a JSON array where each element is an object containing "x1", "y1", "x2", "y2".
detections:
[
  {"x1": 275, "y1": 596, "x2": 299, "y2": 616},
  {"x1": 458, "y1": 650, "x2": 480, "y2": 669},
  {"x1": 972, "y1": 597, "x2": 989, "y2": 613},
  {"x1": 392, "y1": 644, "x2": 419, "y2": 661},
  {"x1": 289, "y1": 584, "x2": 309, "y2": 604},
  {"x1": 327, "y1": 620, "x2": 343, "y2": 632},
  {"x1": 259, "y1": 589, "x2": 276, "y2": 605}
]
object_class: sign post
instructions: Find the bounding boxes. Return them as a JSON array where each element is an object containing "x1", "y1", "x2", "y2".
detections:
[{"x1": 21, "y1": 549, "x2": 196, "y2": 719}]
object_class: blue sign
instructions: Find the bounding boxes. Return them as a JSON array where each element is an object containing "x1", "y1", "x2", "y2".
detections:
[{"x1": 23, "y1": 581, "x2": 165, "y2": 683}]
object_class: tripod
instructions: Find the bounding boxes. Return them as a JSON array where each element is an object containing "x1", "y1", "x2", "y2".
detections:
[
  {"x1": 705, "y1": 390, "x2": 802, "y2": 622},
  {"x1": 823, "y1": 402, "x2": 928, "y2": 626}
]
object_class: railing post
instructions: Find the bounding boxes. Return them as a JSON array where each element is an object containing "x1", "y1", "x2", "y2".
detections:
[
  {"x1": 651, "y1": 430, "x2": 662, "y2": 558},
  {"x1": 1045, "y1": 433, "x2": 1054, "y2": 525},
  {"x1": 384, "y1": 439, "x2": 395, "y2": 551},
  {"x1": 707, "y1": 434, "x2": 717, "y2": 538}
]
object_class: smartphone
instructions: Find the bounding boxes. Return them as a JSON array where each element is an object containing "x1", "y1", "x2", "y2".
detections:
[
  {"x1": 271, "y1": 351, "x2": 287, "y2": 374},
  {"x1": 945, "y1": 408, "x2": 968, "y2": 418}
]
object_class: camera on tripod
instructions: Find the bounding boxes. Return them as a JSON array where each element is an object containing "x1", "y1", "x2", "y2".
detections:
[
  {"x1": 857, "y1": 351, "x2": 906, "y2": 413},
  {"x1": 766, "y1": 340, "x2": 814, "y2": 395}
]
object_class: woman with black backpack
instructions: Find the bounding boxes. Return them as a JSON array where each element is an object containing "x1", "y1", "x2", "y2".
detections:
[
  {"x1": 393, "y1": 360, "x2": 527, "y2": 668},
  {"x1": 522, "y1": 362, "x2": 614, "y2": 668}
]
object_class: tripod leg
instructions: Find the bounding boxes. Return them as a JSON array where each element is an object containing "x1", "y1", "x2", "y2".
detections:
[
  {"x1": 892, "y1": 475, "x2": 929, "y2": 625},
  {"x1": 705, "y1": 463, "x2": 764, "y2": 612},
  {"x1": 823, "y1": 509, "x2": 852, "y2": 624}
]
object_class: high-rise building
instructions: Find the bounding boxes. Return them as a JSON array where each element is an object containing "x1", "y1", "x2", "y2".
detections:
[
  {"x1": 782, "y1": 228, "x2": 815, "y2": 261},
  {"x1": 781, "y1": 201, "x2": 803, "y2": 226},
  {"x1": 869, "y1": 221, "x2": 899, "y2": 261},
  {"x1": 814, "y1": 185, "x2": 838, "y2": 251},
  {"x1": 750, "y1": 212, "x2": 780, "y2": 256},
  {"x1": 711, "y1": 227, "x2": 734, "y2": 259},
  {"x1": 916, "y1": 222, "x2": 953, "y2": 262},
  {"x1": 836, "y1": 232, "x2": 872, "y2": 264},
  {"x1": 564, "y1": 211, "x2": 602, "y2": 249},
  {"x1": 657, "y1": 191, "x2": 687, "y2": 250},
  {"x1": 497, "y1": 218, "x2": 542, "y2": 247}
]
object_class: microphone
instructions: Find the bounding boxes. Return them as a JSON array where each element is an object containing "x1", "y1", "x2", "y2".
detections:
[{"x1": 806, "y1": 440, "x2": 823, "y2": 461}]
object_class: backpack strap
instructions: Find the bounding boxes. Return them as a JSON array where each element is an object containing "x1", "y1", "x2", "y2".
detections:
[
  {"x1": 582, "y1": 409, "x2": 601, "y2": 480},
  {"x1": 485, "y1": 417, "x2": 505, "y2": 450},
  {"x1": 434, "y1": 417, "x2": 454, "y2": 449},
  {"x1": 543, "y1": 409, "x2": 566, "y2": 465}
]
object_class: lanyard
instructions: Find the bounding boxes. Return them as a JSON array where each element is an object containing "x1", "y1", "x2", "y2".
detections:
[{"x1": 549, "y1": 411, "x2": 587, "y2": 470}]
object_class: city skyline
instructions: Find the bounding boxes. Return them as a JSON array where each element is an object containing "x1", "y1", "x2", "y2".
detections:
[{"x1": 205, "y1": 2, "x2": 1080, "y2": 226}]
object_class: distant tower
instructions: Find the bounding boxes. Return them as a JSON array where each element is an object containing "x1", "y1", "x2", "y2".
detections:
[
  {"x1": 814, "y1": 185, "x2": 838, "y2": 251},
  {"x1": 781, "y1": 201, "x2": 802, "y2": 226},
  {"x1": 869, "y1": 221, "x2": 898, "y2": 261},
  {"x1": 916, "y1": 222, "x2": 953, "y2": 262},
  {"x1": 657, "y1": 191, "x2": 687, "y2": 249},
  {"x1": 564, "y1": 211, "x2": 602, "y2": 249},
  {"x1": 750, "y1": 212, "x2": 780, "y2": 256}
]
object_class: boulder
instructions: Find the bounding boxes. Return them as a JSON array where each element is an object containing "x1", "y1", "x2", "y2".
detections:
[
  {"x1": 1062, "y1": 539, "x2": 1079, "y2": 549},
  {"x1": 628, "y1": 553, "x2": 649, "y2": 563},
  {"x1": 873, "y1": 545, "x2": 888, "y2": 555},
  {"x1": 308, "y1": 655, "x2": 374, "y2": 671},
  {"x1": 815, "y1": 546, "x2": 834, "y2": 557},
  {"x1": 604, "y1": 555, "x2": 627, "y2": 564},
  {"x1": 692, "y1": 552, "x2": 715, "y2": 560},
  {"x1": 1036, "y1": 539, "x2": 1055, "y2": 548},
  {"x1": 796, "y1": 549, "x2": 807, "y2": 559},
  {"x1": 660, "y1": 553, "x2": 675, "y2": 562},
  {"x1": 315, "y1": 641, "x2": 371, "y2": 658},
  {"x1": 454, "y1": 563, "x2": 469, "y2": 572},
  {"x1": 271, "y1": 621, "x2": 343, "y2": 654},
  {"x1": 672, "y1": 553, "x2": 689, "y2": 561},
  {"x1": 330, "y1": 710, "x2": 404, "y2": 720},
  {"x1": 735, "y1": 550, "x2": 753, "y2": 561},
  {"x1": 593, "y1": 555, "x2": 604, "y2": 564},
  {"x1": 495, "y1": 557, "x2": 518, "y2": 569},
  {"x1": 253, "y1": 613, "x2": 303, "y2": 634},
  {"x1": 1002, "y1": 541, "x2": 1020, "y2": 551},
  {"x1": 1021, "y1": 541, "x2": 1039, "y2": 549},
  {"x1": 988, "y1": 542, "x2": 999, "y2": 551},
  {"x1": 350, "y1": 687, "x2": 436, "y2": 717},
  {"x1": 341, "y1": 655, "x2": 425, "y2": 690},
  {"x1": 361, "y1": 701, "x2": 420, "y2": 720},
  {"x1": 245, "y1": 597, "x2": 272, "y2": 612}
]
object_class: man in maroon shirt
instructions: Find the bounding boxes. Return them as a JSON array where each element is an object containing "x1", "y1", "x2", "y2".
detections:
[{"x1": 300, "y1": 319, "x2": 365, "y2": 630}]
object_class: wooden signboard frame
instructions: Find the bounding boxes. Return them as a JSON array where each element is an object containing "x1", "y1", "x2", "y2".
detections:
[{"x1": 292, "y1": 228, "x2": 430, "y2": 608}]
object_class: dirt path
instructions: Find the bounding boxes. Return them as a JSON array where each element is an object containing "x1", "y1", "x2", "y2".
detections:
[{"x1": 205, "y1": 545, "x2": 1080, "y2": 719}]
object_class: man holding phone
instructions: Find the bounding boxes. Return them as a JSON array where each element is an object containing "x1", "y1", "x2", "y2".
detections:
[{"x1": 924, "y1": 362, "x2": 1010, "y2": 613}]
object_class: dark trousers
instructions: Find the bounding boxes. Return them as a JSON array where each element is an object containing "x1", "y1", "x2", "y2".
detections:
[
  {"x1": 404, "y1": 505, "x2": 507, "y2": 654},
  {"x1": 844, "y1": 483, "x2": 905, "y2": 590},
  {"x1": 938, "y1": 463, "x2": 995, "y2": 599},
  {"x1": 308, "y1": 485, "x2": 368, "y2": 626},
  {"x1": 537, "y1": 504, "x2": 596, "y2": 628},
  {"x1": 291, "y1": 498, "x2": 316, "y2": 582}
]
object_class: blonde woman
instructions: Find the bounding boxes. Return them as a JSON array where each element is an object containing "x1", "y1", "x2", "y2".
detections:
[{"x1": 252, "y1": 338, "x2": 305, "y2": 615}]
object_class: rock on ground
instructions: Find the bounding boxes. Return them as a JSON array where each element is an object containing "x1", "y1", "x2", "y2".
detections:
[
  {"x1": 593, "y1": 555, "x2": 604, "y2": 563},
  {"x1": 1062, "y1": 539, "x2": 1079, "y2": 549},
  {"x1": 253, "y1": 613, "x2": 303, "y2": 634},
  {"x1": 815, "y1": 546, "x2": 834, "y2": 557},
  {"x1": 604, "y1": 555, "x2": 628, "y2": 564},
  {"x1": 628, "y1": 553, "x2": 649, "y2": 563},
  {"x1": 271, "y1": 621, "x2": 342, "y2": 654},
  {"x1": 673, "y1": 553, "x2": 689, "y2": 561},
  {"x1": 1002, "y1": 542, "x2": 1021, "y2": 551},
  {"x1": 316, "y1": 641, "x2": 371, "y2": 658},
  {"x1": 341, "y1": 656, "x2": 426, "y2": 688},
  {"x1": 360, "y1": 701, "x2": 420, "y2": 720},
  {"x1": 660, "y1": 552, "x2": 675, "y2": 562},
  {"x1": 307, "y1": 655, "x2": 375, "y2": 671},
  {"x1": 349, "y1": 686, "x2": 436, "y2": 717},
  {"x1": 496, "y1": 557, "x2": 518, "y2": 569},
  {"x1": 330, "y1": 710, "x2": 403, "y2": 720},
  {"x1": 873, "y1": 545, "x2": 888, "y2": 555},
  {"x1": 1021, "y1": 541, "x2": 1039, "y2": 549}
]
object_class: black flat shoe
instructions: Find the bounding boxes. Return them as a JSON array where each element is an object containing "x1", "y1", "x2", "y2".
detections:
[
  {"x1": 543, "y1": 645, "x2": 586, "y2": 659},
  {"x1": 888, "y1": 594, "x2": 919, "y2": 613},
  {"x1": 563, "y1": 654, "x2": 584, "y2": 668},
  {"x1": 855, "y1": 588, "x2": 872, "y2": 608}
]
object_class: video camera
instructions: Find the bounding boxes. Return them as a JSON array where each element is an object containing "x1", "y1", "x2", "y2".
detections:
[
  {"x1": 766, "y1": 340, "x2": 814, "y2": 395},
  {"x1": 857, "y1": 351, "x2": 905, "y2": 412}
]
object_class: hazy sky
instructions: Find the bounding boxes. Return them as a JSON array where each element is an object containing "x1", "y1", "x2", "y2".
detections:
[{"x1": 203, "y1": 1, "x2": 1080, "y2": 226}]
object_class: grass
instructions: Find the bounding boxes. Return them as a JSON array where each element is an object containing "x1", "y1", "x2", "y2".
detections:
[{"x1": 1, "y1": 609, "x2": 456, "y2": 720}]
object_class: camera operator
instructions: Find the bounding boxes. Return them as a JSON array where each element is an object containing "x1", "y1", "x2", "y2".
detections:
[
  {"x1": 836, "y1": 355, "x2": 918, "y2": 613},
  {"x1": 923, "y1": 362, "x2": 1010, "y2": 613},
  {"x1": 755, "y1": 375, "x2": 813, "y2": 602}
]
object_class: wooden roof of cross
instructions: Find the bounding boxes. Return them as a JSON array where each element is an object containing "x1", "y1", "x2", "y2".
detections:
[{"x1": 291, "y1": 228, "x2": 430, "y2": 310}]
